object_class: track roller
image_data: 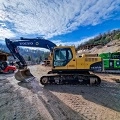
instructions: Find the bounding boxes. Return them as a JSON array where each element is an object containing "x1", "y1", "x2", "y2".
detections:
[
  {"x1": 40, "y1": 76, "x2": 49, "y2": 85},
  {"x1": 89, "y1": 75, "x2": 101, "y2": 85}
]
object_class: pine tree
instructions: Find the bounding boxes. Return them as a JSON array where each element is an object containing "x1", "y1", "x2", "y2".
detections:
[{"x1": 28, "y1": 56, "x2": 31, "y2": 61}]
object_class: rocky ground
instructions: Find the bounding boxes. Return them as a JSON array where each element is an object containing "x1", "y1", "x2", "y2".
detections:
[{"x1": 0, "y1": 65, "x2": 120, "y2": 120}]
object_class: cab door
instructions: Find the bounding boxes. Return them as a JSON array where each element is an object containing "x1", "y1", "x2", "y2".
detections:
[
  {"x1": 53, "y1": 48, "x2": 68, "y2": 70},
  {"x1": 66, "y1": 49, "x2": 76, "y2": 69}
]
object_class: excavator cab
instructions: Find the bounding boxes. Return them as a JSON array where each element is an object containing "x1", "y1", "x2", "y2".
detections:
[{"x1": 52, "y1": 46, "x2": 102, "y2": 73}]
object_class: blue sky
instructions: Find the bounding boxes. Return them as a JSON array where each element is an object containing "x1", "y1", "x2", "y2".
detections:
[{"x1": 0, "y1": 0, "x2": 120, "y2": 47}]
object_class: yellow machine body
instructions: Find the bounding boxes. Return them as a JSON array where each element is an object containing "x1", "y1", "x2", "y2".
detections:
[
  {"x1": 40, "y1": 46, "x2": 102, "y2": 85},
  {"x1": 52, "y1": 46, "x2": 101, "y2": 71}
]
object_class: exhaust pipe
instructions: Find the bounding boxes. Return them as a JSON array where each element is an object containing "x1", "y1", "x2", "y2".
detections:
[{"x1": 15, "y1": 68, "x2": 34, "y2": 82}]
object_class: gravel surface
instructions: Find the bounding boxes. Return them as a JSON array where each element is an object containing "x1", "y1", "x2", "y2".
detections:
[{"x1": 0, "y1": 65, "x2": 120, "y2": 120}]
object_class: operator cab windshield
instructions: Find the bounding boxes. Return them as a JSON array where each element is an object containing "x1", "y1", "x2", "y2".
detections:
[{"x1": 53, "y1": 48, "x2": 73, "y2": 67}]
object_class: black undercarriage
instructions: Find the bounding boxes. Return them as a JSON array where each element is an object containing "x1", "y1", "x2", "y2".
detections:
[{"x1": 40, "y1": 70, "x2": 101, "y2": 86}]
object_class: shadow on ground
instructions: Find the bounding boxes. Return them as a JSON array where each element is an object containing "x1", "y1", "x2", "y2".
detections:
[
  {"x1": 44, "y1": 79, "x2": 120, "y2": 112},
  {"x1": 18, "y1": 79, "x2": 84, "y2": 120}
]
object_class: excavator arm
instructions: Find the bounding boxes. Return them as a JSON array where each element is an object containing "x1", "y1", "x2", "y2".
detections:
[{"x1": 5, "y1": 37, "x2": 57, "y2": 81}]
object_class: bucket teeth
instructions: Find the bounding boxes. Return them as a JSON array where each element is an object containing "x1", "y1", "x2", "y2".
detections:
[{"x1": 15, "y1": 69, "x2": 34, "y2": 82}]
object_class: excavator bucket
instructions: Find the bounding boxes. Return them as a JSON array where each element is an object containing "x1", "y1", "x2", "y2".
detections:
[{"x1": 15, "y1": 68, "x2": 34, "y2": 82}]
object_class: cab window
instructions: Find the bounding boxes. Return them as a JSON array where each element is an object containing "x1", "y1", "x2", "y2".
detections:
[{"x1": 54, "y1": 48, "x2": 73, "y2": 67}]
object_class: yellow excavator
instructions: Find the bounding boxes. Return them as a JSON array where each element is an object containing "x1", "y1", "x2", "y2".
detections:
[{"x1": 5, "y1": 37, "x2": 102, "y2": 85}]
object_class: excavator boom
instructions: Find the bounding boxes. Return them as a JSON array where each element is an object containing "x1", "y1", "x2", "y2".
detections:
[{"x1": 5, "y1": 37, "x2": 56, "y2": 82}]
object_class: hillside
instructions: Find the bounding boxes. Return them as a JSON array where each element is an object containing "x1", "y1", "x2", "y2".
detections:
[
  {"x1": 77, "y1": 29, "x2": 120, "y2": 54},
  {"x1": 78, "y1": 39, "x2": 120, "y2": 55}
]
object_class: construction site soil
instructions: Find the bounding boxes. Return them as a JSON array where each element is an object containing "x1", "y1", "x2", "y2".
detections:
[{"x1": 0, "y1": 65, "x2": 120, "y2": 120}]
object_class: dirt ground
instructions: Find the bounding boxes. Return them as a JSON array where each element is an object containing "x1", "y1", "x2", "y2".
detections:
[{"x1": 0, "y1": 65, "x2": 120, "y2": 120}]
